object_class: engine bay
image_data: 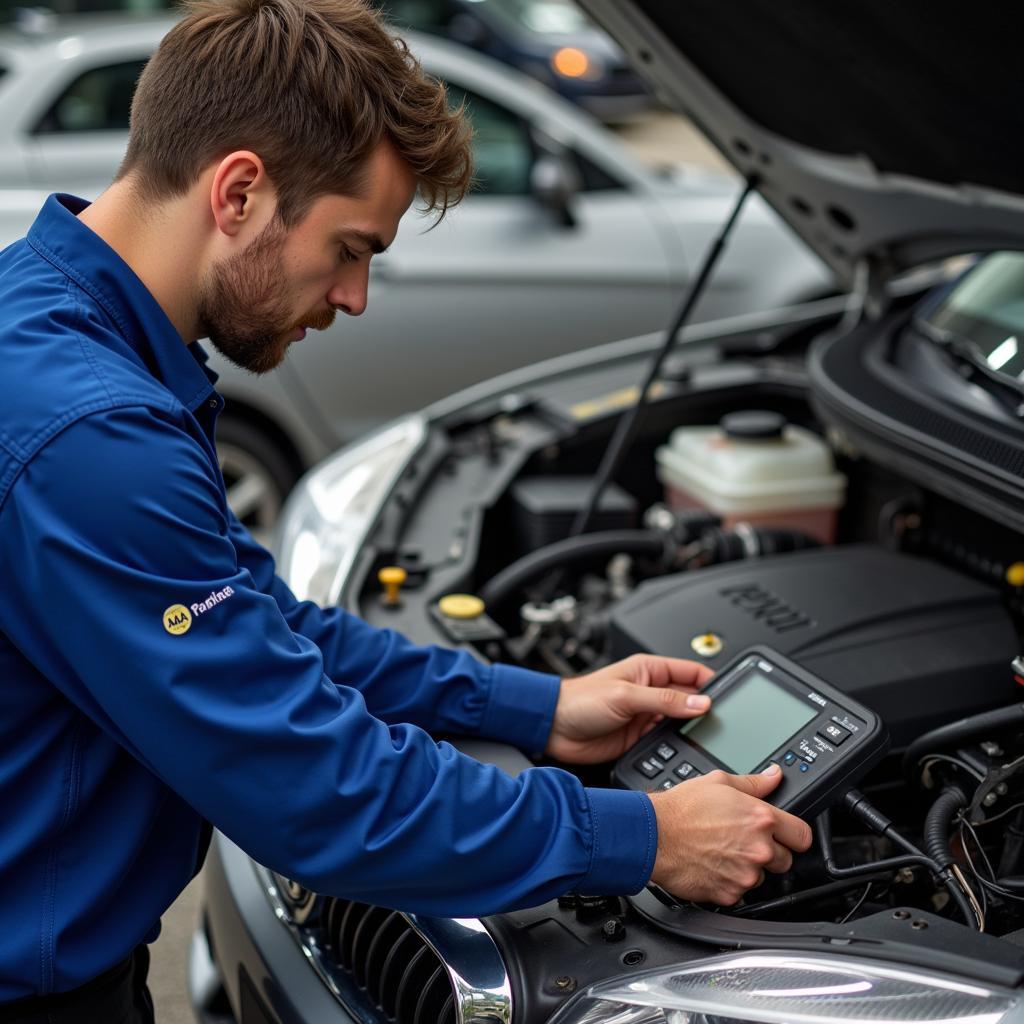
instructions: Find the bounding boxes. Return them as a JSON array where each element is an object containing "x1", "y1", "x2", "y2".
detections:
[
  {"x1": 339, "y1": 294, "x2": 1024, "y2": 962},
  {"x1": 464, "y1": 445, "x2": 1024, "y2": 943}
]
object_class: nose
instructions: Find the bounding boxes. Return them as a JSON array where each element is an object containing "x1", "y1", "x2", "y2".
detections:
[{"x1": 327, "y1": 264, "x2": 370, "y2": 317}]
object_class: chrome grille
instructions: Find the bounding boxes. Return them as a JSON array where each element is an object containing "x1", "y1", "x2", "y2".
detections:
[
  {"x1": 325, "y1": 898, "x2": 456, "y2": 1024},
  {"x1": 259, "y1": 864, "x2": 512, "y2": 1024}
]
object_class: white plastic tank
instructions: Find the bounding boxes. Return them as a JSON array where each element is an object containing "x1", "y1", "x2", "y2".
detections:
[{"x1": 655, "y1": 411, "x2": 847, "y2": 543}]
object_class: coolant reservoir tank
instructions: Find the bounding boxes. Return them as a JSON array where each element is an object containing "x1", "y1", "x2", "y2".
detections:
[{"x1": 655, "y1": 410, "x2": 846, "y2": 543}]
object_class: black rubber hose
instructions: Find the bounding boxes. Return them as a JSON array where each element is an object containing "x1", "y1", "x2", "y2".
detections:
[
  {"x1": 923, "y1": 786, "x2": 967, "y2": 870},
  {"x1": 902, "y1": 704, "x2": 1024, "y2": 784},
  {"x1": 701, "y1": 526, "x2": 819, "y2": 563},
  {"x1": 818, "y1": 805, "x2": 978, "y2": 928},
  {"x1": 816, "y1": 813, "x2": 934, "y2": 880},
  {"x1": 479, "y1": 530, "x2": 666, "y2": 611}
]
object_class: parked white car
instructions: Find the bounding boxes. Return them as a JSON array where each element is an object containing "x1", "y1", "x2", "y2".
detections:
[{"x1": 0, "y1": 14, "x2": 832, "y2": 534}]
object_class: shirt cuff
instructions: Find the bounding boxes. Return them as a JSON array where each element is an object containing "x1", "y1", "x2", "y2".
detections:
[
  {"x1": 479, "y1": 664, "x2": 561, "y2": 753},
  {"x1": 577, "y1": 788, "x2": 657, "y2": 896}
]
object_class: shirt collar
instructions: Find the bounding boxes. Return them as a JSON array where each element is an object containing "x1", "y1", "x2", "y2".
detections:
[{"x1": 27, "y1": 193, "x2": 216, "y2": 413}]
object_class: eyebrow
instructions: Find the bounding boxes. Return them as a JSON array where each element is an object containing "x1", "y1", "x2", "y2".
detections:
[{"x1": 337, "y1": 229, "x2": 389, "y2": 255}]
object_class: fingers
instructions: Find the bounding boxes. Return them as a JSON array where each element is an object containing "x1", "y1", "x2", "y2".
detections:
[
  {"x1": 771, "y1": 808, "x2": 814, "y2": 852},
  {"x1": 715, "y1": 767, "x2": 812, "y2": 852},
  {"x1": 616, "y1": 683, "x2": 711, "y2": 720},
  {"x1": 625, "y1": 654, "x2": 715, "y2": 691},
  {"x1": 648, "y1": 777, "x2": 811, "y2": 906},
  {"x1": 765, "y1": 840, "x2": 793, "y2": 875}
]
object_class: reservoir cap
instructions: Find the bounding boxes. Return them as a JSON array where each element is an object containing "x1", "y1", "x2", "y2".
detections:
[
  {"x1": 438, "y1": 594, "x2": 486, "y2": 620},
  {"x1": 721, "y1": 410, "x2": 787, "y2": 441}
]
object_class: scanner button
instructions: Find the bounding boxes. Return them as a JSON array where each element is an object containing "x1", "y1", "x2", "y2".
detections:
[
  {"x1": 659, "y1": 779, "x2": 677, "y2": 790},
  {"x1": 782, "y1": 750, "x2": 798, "y2": 766},
  {"x1": 655, "y1": 743, "x2": 678, "y2": 762},
  {"x1": 799, "y1": 762, "x2": 810, "y2": 773},
  {"x1": 674, "y1": 762, "x2": 701, "y2": 781},
  {"x1": 820, "y1": 722, "x2": 851, "y2": 745},
  {"x1": 636, "y1": 758, "x2": 662, "y2": 779}
]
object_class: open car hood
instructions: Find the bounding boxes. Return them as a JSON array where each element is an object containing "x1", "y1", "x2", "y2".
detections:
[{"x1": 577, "y1": 0, "x2": 1024, "y2": 287}]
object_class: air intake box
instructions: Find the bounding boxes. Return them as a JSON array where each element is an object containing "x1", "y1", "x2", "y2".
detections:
[
  {"x1": 511, "y1": 476, "x2": 636, "y2": 552},
  {"x1": 608, "y1": 545, "x2": 1018, "y2": 746}
]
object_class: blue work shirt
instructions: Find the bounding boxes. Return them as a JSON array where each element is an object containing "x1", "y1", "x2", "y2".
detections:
[{"x1": 0, "y1": 195, "x2": 656, "y2": 1001}]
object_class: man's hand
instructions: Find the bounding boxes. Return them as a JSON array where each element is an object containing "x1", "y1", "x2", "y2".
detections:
[
  {"x1": 648, "y1": 765, "x2": 813, "y2": 905},
  {"x1": 545, "y1": 654, "x2": 714, "y2": 764}
]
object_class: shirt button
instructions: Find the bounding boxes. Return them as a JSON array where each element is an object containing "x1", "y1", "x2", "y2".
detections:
[{"x1": 208, "y1": 398, "x2": 218, "y2": 408}]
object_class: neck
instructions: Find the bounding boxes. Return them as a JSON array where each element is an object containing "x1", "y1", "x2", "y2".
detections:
[{"x1": 77, "y1": 180, "x2": 206, "y2": 344}]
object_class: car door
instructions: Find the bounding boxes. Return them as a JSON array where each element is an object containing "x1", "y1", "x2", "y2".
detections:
[
  {"x1": 24, "y1": 56, "x2": 145, "y2": 196},
  {"x1": 289, "y1": 79, "x2": 680, "y2": 442}
]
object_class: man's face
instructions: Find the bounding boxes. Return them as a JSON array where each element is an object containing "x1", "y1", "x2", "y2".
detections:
[{"x1": 198, "y1": 143, "x2": 417, "y2": 374}]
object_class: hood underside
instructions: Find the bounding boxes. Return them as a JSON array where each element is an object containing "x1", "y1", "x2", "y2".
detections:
[{"x1": 578, "y1": 0, "x2": 1024, "y2": 286}]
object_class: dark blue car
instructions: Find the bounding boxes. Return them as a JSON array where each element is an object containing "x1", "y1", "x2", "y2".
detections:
[{"x1": 380, "y1": 0, "x2": 650, "y2": 121}]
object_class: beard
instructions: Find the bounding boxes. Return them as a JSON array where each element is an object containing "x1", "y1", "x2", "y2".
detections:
[{"x1": 197, "y1": 217, "x2": 336, "y2": 375}]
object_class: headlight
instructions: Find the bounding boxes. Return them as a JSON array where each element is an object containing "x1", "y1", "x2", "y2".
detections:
[
  {"x1": 550, "y1": 952, "x2": 1022, "y2": 1024},
  {"x1": 275, "y1": 416, "x2": 426, "y2": 604}
]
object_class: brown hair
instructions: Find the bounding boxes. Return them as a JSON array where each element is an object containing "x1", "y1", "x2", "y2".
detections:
[{"x1": 119, "y1": 0, "x2": 473, "y2": 224}]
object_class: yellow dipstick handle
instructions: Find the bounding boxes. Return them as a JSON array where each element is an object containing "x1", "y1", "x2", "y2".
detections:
[{"x1": 378, "y1": 566, "x2": 407, "y2": 606}]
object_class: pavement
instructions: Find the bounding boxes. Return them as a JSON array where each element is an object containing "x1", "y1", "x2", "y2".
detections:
[
  {"x1": 145, "y1": 107, "x2": 724, "y2": 1023},
  {"x1": 150, "y1": 874, "x2": 204, "y2": 1024}
]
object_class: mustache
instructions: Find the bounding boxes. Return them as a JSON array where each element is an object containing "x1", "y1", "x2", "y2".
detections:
[{"x1": 291, "y1": 307, "x2": 336, "y2": 333}]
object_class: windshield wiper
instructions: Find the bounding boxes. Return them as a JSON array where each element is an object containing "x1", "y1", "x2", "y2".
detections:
[{"x1": 913, "y1": 315, "x2": 1024, "y2": 419}]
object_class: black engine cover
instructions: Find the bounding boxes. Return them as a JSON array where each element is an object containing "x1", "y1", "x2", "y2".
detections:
[{"x1": 608, "y1": 545, "x2": 1019, "y2": 746}]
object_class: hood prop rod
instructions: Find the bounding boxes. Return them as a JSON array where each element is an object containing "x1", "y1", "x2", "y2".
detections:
[{"x1": 568, "y1": 176, "x2": 759, "y2": 543}]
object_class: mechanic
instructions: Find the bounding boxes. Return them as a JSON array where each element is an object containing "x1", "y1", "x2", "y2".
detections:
[{"x1": 0, "y1": 0, "x2": 812, "y2": 1019}]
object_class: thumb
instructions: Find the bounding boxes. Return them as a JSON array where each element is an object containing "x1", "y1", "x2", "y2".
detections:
[{"x1": 727, "y1": 762, "x2": 784, "y2": 798}]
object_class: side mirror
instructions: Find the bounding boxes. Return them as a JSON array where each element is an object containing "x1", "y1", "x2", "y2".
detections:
[{"x1": 529, "y1": 136, "x2": 581, "y2": 229}]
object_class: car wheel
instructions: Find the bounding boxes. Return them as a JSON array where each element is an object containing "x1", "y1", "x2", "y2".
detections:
[{"x1": 216, "y1": 416, "x2": 299, "y2": 547}]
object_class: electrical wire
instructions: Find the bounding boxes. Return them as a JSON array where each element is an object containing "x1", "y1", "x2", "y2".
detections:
[
  {"x1": 962, "y1": 817, "x2": 999, "y2": 878},
  {"x1": 952, "y1": 862, "x2": 986, "y2": 929},
  {"x1": 957, "y1": 840, "x2": 989, "y2": 920},
  {"x1": 733, "y1": 872, "x2": 895, "y2": 918},
  {"x1": 837, "y1": 883, "x2": 873, "y2": 925},
  {"x1": 902, "y1": 703, "x2": 1024, "y2": 784},
  {"x1": 960, "y1": 823, "x2": 1008, "y2": 915},
  {"x1": 835, "y1": 793, "x2": 982, "y2": 929},
  {"x1": 970, "y1": 798, "x2": 1024, "y2": 828},
  {"x1": 959, "y1": 817, "x2": 1024, "y2": 907}
]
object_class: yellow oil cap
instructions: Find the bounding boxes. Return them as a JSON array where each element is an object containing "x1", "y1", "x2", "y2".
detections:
[
  {"x1": 378, "y1": 566, "x2": 407, "y2": 605},
  {"x1": 1008, "y1": 563, "x2": 1024, "y2": 588},
  {"x1": 690, "y1": 632, "x2": 724, "y2": 658},
  {"x1": 438, "y1": 594, "x2": 485, "y2": 620}
]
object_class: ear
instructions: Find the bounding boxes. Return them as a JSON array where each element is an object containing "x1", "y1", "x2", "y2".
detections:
[{"x1": 209, "y1": 151, "x2": 274, "y2": 237}]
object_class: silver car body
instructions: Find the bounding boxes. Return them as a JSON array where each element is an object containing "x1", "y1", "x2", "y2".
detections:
[{"x1": 0, "y1": 14, "x2": 830, "y2": 457}]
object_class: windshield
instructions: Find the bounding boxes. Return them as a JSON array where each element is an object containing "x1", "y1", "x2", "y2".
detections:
[{"x1": 920, "y1": 252, "x2": 1024, "y2": 383}]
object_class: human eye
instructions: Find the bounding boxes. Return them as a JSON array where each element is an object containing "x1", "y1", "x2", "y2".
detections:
[{"x1": 339, "y1": 244, "x2": 360, "y2": 264}]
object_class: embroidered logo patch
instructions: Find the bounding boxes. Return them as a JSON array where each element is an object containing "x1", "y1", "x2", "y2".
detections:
[
  {"x1": 163, "y1": 604, "x2": 192, "y2": 635},
  {"x1": 163, "y1": 586, "x2": 236, "y2": 635}
]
